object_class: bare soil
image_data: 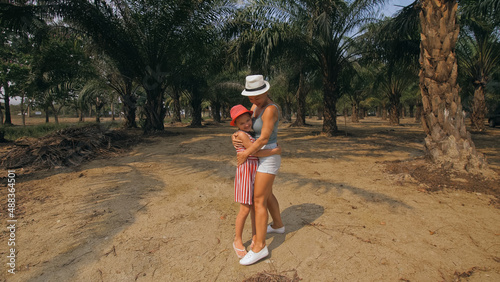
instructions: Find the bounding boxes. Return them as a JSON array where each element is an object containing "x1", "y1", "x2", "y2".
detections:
[{"x1": 1, "y1": 116, "x2": 499, "y2": 281}]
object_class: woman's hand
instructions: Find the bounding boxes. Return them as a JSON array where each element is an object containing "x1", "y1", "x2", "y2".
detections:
[
  {"x1": 232, "y1": 132, "x2": 243, "y2": 148},
  {"x1": 237, "y1": 151, "x2": 249, "y2": 166}
]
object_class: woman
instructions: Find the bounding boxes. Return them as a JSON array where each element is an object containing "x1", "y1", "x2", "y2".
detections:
[{"x1": 235, "y1": 75, "x2": 285, "y2": 265}]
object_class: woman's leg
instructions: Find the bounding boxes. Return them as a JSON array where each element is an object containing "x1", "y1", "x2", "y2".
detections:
[
  {"x1": 234, "y1": 204, "x2": 251, "y2": 250},
  {"x1": 268, "y1": 193, "x2": 284, "y2": 228},
  {"x1": 251, "y1": 205, "x2": 256, "y2": 244},
  {"x1": 252, "y1": 172, "x2": 275, "y2": 253}
]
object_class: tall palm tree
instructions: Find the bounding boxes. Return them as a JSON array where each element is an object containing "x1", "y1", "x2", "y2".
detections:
[
  {"x1": 79, "y1": 79, "x2": 113, "y2": 123},
  {"x1": 0, "y1": 32, "x2": 32, "y2": 125},
  {"x1": 419, "y1": 0, "x2": 486, "y2": 170},
  {"x1": 457, "y1": 0, "x2": 500, "y2": 131},
  {"x1": 370, "y1": 0, "x2": 492, "y2": 171},
  {"x1": 234, "y1": 0, "x2": 381, "y2": 135},
  {"x1": 343, "y1": 63, "x2": 374, "y2": 123},
  {"x1": 360, "y1": 14, "x2": 420, "y2": 125},
  {"x1": 9, "y1": 0, "x2": 236, "y2": 131}
]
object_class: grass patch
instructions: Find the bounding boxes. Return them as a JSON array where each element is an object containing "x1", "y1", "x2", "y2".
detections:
[{"x1": 0, "y1": 121, "x2": 122, "y2": 141}]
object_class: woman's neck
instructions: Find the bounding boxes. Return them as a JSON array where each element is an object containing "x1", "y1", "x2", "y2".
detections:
[{"x1": 259, "y1": 99, "x2": 271, "y2": 108}]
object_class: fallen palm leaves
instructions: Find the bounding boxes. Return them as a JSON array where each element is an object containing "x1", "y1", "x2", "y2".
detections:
[
  {"x1": 0, "y1": 124, "x2": 139, "y2": 170},
  {"x1": 243, "y1": 269, "x2": 301, "y2": 282}
]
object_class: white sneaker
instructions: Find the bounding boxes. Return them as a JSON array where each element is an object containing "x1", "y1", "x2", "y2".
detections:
[
  {"x1": 266, "y1": 224, "x2": 285, "y2": 234},
  {"x1": 239, "y1": 246, "x2": 269, "y2": 265}
]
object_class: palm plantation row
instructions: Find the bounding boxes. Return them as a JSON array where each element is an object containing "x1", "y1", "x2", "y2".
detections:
[{"x1": 1, "y1": 0, "x2": 499, "y2": 172}]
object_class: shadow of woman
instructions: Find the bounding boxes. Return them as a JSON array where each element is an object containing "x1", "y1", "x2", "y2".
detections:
[{"x1": 265, "y1": 203, "x2": 325, "y2": 253}]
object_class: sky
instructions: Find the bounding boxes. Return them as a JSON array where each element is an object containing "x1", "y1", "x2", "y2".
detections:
[{"x1": 381, "y1": 0, "x2": 415, "y2": 17}]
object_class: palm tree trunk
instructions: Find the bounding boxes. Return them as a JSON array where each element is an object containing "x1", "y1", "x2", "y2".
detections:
[
  {"x1": 415, "y1": 102, "x2": 422, "y2": 123},
  {"x1": 45, "y1": 105, "x2": 50, "y2": 123},
  {"x1": 96, "y1": 100, "x2": 103, "y2": 123},
  {"x1": 143, "y1": 86, "x2": 166, "y2": 132},
  {"x1": 389, "y1": 92, "x2": 400, "y2": 125},
  {"x1": 0, "y1": 102, "x2": 4, "y2": 125},
  {"x1": 189, "y1": 89, "x2": 203, "y2": 127},
  {"x1": 351, "y1": 103, "x2": 359, "y2": 123},
  {"x1": 79, "y1": 109, "x2": 84, "y2": 122},
  {"x1": 470, "y1": 83, "x2": 486, "y2": 131},
  {"x1": 387, "y1": 84, "x2": 401, "y2": 125},
  {"x1": 20, "y1": 95, "x2": 26, "y2": 126},
  {"x1": 316, "y1": 107, "x2": 323, "y2": 120},
  {"x1": 222, "y1": 104, "x2": 230, "y2": 119},
  {"x1": 292, "y1": 71, "x2": 307, "y2": 126},
  {"x1": 171, "y1": 88, "x2": 182, "y2": 123},
  {"x1": 419, "y1": 0, "x2": 485, "y2": 171},
  {"x1": 110, "y1": 77, "x2": 136, "y2": 128},
  {"x1": 3, "y1": 86, "x2": 12, "y2": 125},
  {"x1": 211, "y1": 100, "x2": 221, "y2": 123},
  {"x1": 409, "y1": 104, "x2": 415, "y2": 118},
  {"x1": 282, "y1": 103, "x2": 292, "y2": 123},
  {"x1": 322, "y1": 80, "x2": 338, "y2": 135},
  {"x1": 50, "y1": 104, "x2": 59, "y2": 124},
  {"x1": 111, "y1": 100, "x2": 115, "y2": 121},
  {"x1": 122, "y1": 91, "x2": 137, "y2": 128}
]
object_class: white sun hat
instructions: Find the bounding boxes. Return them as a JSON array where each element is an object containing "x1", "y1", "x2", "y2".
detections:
[{"x1": 241, "y1": 75, "x2": 271, "y2": 96}]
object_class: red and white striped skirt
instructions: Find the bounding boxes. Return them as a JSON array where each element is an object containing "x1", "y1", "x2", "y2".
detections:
[{"x1": 234, "y1": 158, "x2": 259, "y2": 205}]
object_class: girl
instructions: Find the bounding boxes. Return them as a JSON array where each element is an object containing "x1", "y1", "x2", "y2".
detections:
[{"x1": 230, "y1": 104, "x2": 281, "y2": 259}]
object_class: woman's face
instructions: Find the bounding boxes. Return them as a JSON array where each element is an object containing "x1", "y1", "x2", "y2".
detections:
[
  {"x1": 236, "y1": 113, "x2": 253, "y2": 132},
  {"x1": 248, "y1": 92, "x2": 268, "y2": 107}
]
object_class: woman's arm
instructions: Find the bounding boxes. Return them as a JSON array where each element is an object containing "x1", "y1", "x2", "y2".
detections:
[{"x1": 237, "y1": 105, "x2": 278, "y2": 165}]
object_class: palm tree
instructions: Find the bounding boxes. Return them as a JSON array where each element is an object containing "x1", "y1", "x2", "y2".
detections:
[
  {"x1": 381, "y1": 0, "x2": 493, "y2": 171},
  {"x1": 13, "y1": 0, "x2": 235, "y2": 131},
  {"x1": 457, "y1": 0, "x2": 500, "y2": 131},
  {"x1": 401, "y1": 82, "x2": 421, "y2": 118},
  {"x1": 234, "y1": 0, "x2": 381, "y2": 135},
  {"x1": 372, "y1": 62, "x2": 417, "y2": 125},
  {"x1": 79, "y1": 79, "x2": 113, "y2": 123},
  {"x1": 205, "y1": 71, "x2": 245, "y2": 123},
  {"x1": 419, "y1": 0, "x2": 486, "y2": 170},
  {"x1": 1, "y1": 32, "x2": 32, "y2": 125},
  {"x1": 342, "y1": 63, "x2": 373, "y2": 123}
]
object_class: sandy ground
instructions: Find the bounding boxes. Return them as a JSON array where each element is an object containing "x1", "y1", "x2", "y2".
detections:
[{"x1": 1, "y1": 117, "x2": 500, "y2": 281}]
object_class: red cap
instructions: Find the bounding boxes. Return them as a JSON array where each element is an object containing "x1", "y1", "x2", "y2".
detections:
[{"x1": 230, "y1": 105, "x2": 253, "y2": 126}]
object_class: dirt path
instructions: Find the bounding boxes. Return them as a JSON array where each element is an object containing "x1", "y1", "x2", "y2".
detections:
[{"x1": 1, "y1": 117, "x2": 499, "y2": 281}]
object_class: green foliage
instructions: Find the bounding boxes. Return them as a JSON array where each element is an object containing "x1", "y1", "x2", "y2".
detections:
[
  {"x1": 1, "y1": 0, "x2": 498, "y2": 133},
  {"x1": 1, "y1": 120, "x2": 123, "y2": 141},
  {"x1": 3, "y1": 122, "x2": 77, "y2": 140}
]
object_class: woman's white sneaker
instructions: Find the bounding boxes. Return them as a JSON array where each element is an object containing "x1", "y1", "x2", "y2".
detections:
[
  {"x1": 266, "y1": 224, "x2": 285, "y2": 234},
  {"x1": 239, "y1": 246, "x2": 269, "y2": 265}
]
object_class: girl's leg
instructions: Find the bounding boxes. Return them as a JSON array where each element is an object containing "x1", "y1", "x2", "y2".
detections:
[
  {"x1": 252, "y1": 172, "x2": 275, "y2": 253},
  {"x1": 268, "y1": 193, "x2": 284, "y2": 228},
  {"x1": 234, "y1": 204, "x2": 251, "y2": 250}
]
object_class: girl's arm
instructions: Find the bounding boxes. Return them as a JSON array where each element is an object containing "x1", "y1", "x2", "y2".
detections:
[
  {"x1": 237, "y1": 105, "x2": 278, "y2": 165},
  {"x1": 235, "y1": 132, "x2": 281, "y2": 158},
  {"x1": 253, "y1": 144, "x2": 281, "y2": 157}
]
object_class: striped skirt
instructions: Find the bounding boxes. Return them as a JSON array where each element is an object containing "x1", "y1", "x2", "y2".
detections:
[{"x1": 234, "y1": 158, "x2": 259, "y2": 205}]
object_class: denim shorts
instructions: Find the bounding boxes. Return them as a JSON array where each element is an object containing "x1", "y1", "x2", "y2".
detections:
[{"x1": 257, "y1": 143, "x2": 281, "y2": 175}]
